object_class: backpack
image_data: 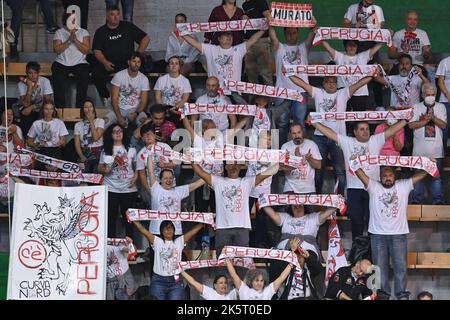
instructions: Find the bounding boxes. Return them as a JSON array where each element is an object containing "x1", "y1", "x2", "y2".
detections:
[{"x1": 348, "y1": 235, "x2": 372, "y2": 264}]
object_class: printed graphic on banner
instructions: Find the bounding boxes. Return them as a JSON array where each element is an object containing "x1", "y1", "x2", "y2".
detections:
[
  {"x1": 107, "y1": 238, "x2": 137, "y2": 259},
  {"x1": 284, "y1": 64, "x2": 378, "y2": 77},
  {"x1": 126, "y1": 209, "x2": 216, "y2": 229},
  {"x1": 312, "y1": 27, "x2": 393, "y2": 47},
  {"x1": 7, "y1": 184, "x2": 107, "y2": 300},
  {"x1": 270, "y1": 2, "x2": 314, "y2": 28},
  {"x1": 258, "y1": 193, "x2": 346, "y2": 213},
  {"x1": 379, "y1": 65, "x2": 419, "y2": 106},
  {"x1": 18, "y1": 148, "x2": 81, "y2": 174},
  {"x1": 309, "y1": 108, "x2": 413, "y2": 123},
  {"x1": 226, "y1": 80, "x2": 305, "y2": 103},
  {"x1": 181, "y1": 103, "x2": 258, "y2": 119},
  {"x1": 176, "y1": 18, "x2": 268, "y2": 36},
  {"x1": 0, "y1": 152, "x2": 33, "y2": 168},
  {"x1": 325, "y1": 217, "x2": 348, "y2": 286},
  {"x1": 9, "y1": 167, "x2": 104, "y2": 184}
]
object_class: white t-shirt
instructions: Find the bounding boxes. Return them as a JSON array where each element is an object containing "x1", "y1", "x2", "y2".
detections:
[
  {"x1": 344, "y1": 3, "x2": 385, "y2": 29},
  {"x1": 410, "y1": 102, "x2": 447, "y2": 158},
  {"x1": 196, "y1": 93, "x2": 232, "y2": 133},
  {"x1": 154, "y1": 74, "x2": 192, "y2": 107},
  {"x1": 312, "y1": 87, "x2": 350, "y2": 136},
  {"x1": 0, "y1": 162, "x2": 14, "y2": 200},
  {"x1": 393, "y1": 28, "x2": 431, "y2": 66},
  {"x1": 201, "y1": 286, "x2": 238, "y2": 300},
  {"x1": 106, "y1": 245, "x2": 130, "y2": 279},
  {"x1": 27, "y1": 119, "x2": 68, "y2": 147},
  {"x1": 18, "y1": 76, "x2": 53, "y2": 109},
  {"x1": 333, "y1": 50, "x2": 371, "y2": 96},
  {"x1": 277, "y1": 212, "x2": 320, "y2": 255},
  {"x1": 288, "y1": 268, "x2": 311, "y2": 300},
  {"x1": 275, "y1": 42, "x2": 309, "y2": 92},
  {"x1": 166, "y1": 32, "x2": 200, "y2": 64},
  {"x1": 149, "y1": 181, "x2": 189, "y2": 235},
  {"x1": 99, "y1": 146, "x2": 137, "y2": 193},
  {"x1": 152, "y1": 236, "x2": 184, "y2": 276},
  {"x1": 111, "y1": 69, "x2": 150, "y2": 111},
  {"x1": 281, "y1": 139, "x2": 322, "y2": 194},
  {"x1": 193, "y1": 134, "x2": 224, "y2": 175},
  {"x1": 387, "y1": 74, "x2": 422, "y2": 107},
  {"x1": 54, "y1": 27, "x2": 90, "y2": 66},
  {"x1": 239, "y1": 283, "x2": 275, "y2": 300},
  {"x1": 338, "y1": 133, "x2": 385, "y2": 189},
  {"x1": 202, "y1": 43, "x2": 247, "y2": 94},
  {"x1": 0, "y1": 125, "x2": 23, "y2": 151},
  {"x1": 74, "y1": 118, "x2": 104, "y2": 148},
  {"x1": 367, "y1": 178, "x2": 413, "y2": 235},
  {"x1": 246, "y1": 161, "x2": 271, "y2": 199},
  {"x1": 211, "y1": 175, "x2": 255, "y2": 229},
  {"x1": 136, "y1": 142, "x2": 173, "y2": 184},
  {"x1": 436, "y1": 57, "x2": 450, "y2": 103}
]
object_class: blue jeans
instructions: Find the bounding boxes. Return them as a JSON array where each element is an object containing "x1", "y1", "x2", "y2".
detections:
[
  {"x1": 105, "y1": 0, "x2": 134, "y2": 22},
  {"x1": 442, "y1": 102, "x2": 450, "y2": 150},
  {"x1": 371, "y1": 234, "x2": 409, "y2": 300},
  {"x1": 149, "y1": 274, "x2": 185, "y2": 300},
  {"x1": 412, "y1": 158, "x2": 444, "y2": 204},
  {"x1": 274, "y1": 93, "x2": 308, "y2": 146},
  {"x1": 312, "y1": 134, "x2": 346, "y2": 196}
]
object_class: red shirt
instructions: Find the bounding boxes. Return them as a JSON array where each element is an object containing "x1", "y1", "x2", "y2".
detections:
[
  {"x1": 205, "y1": 5, "x2": 245, "y2": 46},
  {"x1": 158, "y1": 121, "x2": 176, "y2": 142}
]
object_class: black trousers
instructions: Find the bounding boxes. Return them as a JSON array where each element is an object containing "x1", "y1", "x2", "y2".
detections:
[
  {"x1": 52, "y1": 62, "x2": 90, "y2": 108},
  {"x1": 248, "y1": 196, "x2": 269, "y2": 248},
  {"x1": 347, "y1": 95, "x2": 368, "y2": 112},
  {"x1": 92, "y1": 59, "x2": 128, "y2": 99},
  {"x1": 108, "y1": 191, "x2": 137, "y2": 237},
  {"x1": 62, "y1": 0, "x2": 90, "y2": 29},
  {"x1": 347, "y1": 188, "x2": 370, "y2": 240},
  {"x1": 5, "y1": 0, "x2": 25, "y2": 46}
]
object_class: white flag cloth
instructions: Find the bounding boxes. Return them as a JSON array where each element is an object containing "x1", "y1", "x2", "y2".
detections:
[
  {"x1": 258, "y1": 193, "x2": 347, "y2": 213},
  {"x1": 284, "y1": 64, "x2": 378, "y2": 77},
  {"x1": 325, "y1": 216, "x2": 348, "y2": 286},
  {"x1": 176, "y1": 18, "x2": 268, "y2": 36},
  {"x1": 312, "y1": 27, "x2": 393, "y2": 47},
  {"x1": 309, "y1": 108, "x2": 413, "y2": 123}
]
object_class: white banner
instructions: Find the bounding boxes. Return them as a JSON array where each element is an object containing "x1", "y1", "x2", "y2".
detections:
[
  {"x1": 309, "y1": 109, "x2": 413, "y2": 123},
  {"x1": 284, "y1": 64, "x2": 378, "y2": 77},
  {"x1": 226, "y1": 80, "x2": 305, "y2": 103},
  {"x1": 107, "y1": 238, "x2": 137, "y2": 259},
  {"x1": 177, "y1": 258, "x2": 255, "y2": 273},
  {"x1": 258, "y1": 193, "x2": 346, "y2": 213},
  {"x1": 380, "y1": 65, "x2": 419, "y2": 105},
  {"x1": 325, "y1": 217, "x2": 348, "y2": 286},
  {"x1": 18, "y1": 148, "x2": 81, "y2": 173},
  {"x1": 0, "y1": 152, "x2": 33, "y2": 168},
  {"x1": 181, "y1": 103, "x2": 259, "y2": 119},
  {"x1": 176, "y1": 18, "x2": 268, "y2": 36},
  {"x1": 270, "y1": 2, "x2": 314, "y2": 28},
  {"x1": 312, "y1": 27, "x2": 393, "y2": 47},
  {"x1": 7, "y1": 184, "x2": 108, "y2": 300},
  {"x1": 126, "y1": 208, "x2": 216, "y2": 229},
  {"x1": 9, "y1": 167, "x2": 104, "y2": 184}
]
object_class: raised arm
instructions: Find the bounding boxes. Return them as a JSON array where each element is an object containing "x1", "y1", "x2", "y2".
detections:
[
  {"x1": 182, "y1": 116, "x2": 196, "y2": 141},
  {"x1": 147, "y1": 153, "x2": 157, "y2": 186},
  {"x1": 354, "y1": 167, "x2": 370, "y2": 189},
  {"x1": 310, "y1": 120, "x2": 339, "y2": 143},
  {"x1": 349, "y1": 76, "x2": 373, "y2": 96},
  {"x1": 288, "y1": 75, "x2": 314, "y2": 96},
  {"x1": 384, "y1": 119, "x2": 407, "y2": 140},
  {"x1": 246, "y1": 30, "x2": 265, "y2": 50},
  {"x1": 133, "y1": 220, "x2": 155, "y2": 244},
  {"x1": 322, "y1": 41, "x2": 336, "y2": 60},
  {"x1": 262, "y1": 206, "x2": 282, "y2": 226},
  {"x1": 273, "y1": 263, "x2": 295, "y2": 291},
  {"x1": 184, "y1": 223, "x2": 204, "y2": 243},
  {"x1": 369, "y1": 43, "x2": 383, "y2": 59},
  {"x1": 412, "y1": 169, "x2": 428, "y2": 186},
  {"x1": 226, "y1": 258, "x2": 242, "y2": 289},
  {"x1": 191, "y1": 162, "x2": 212, "y2": 186},
  {"x1": 319, "y1": 208, "x2": 337, "y2": 224},
  {"x1": 188, "y1": 178, "x2": 206, "y2": 192},
  {"x1": 181, "y1": 271, "x2": 204, "y2": 295},
  {"x1": 304, "y1": 18, "x2": 318, "y2": 49},
  {"x1": 182, "y1": 35, "x2": 203, "y2": 52},
  {"x1": 255, "y1": 163, "x2": 279, "y2": 186},
  {"x1": 268, "y1": 27, "x2": 280, "y2": 52}
]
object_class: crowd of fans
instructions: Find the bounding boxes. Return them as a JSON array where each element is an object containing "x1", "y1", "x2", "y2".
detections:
[{"x1": 2, "y1": 0, "x2": 448, "y2": 300}]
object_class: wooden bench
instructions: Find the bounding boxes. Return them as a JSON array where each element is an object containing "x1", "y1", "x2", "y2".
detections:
[
  {"x1": 6, "y1": 62, "x2": 52, "y2": 77},
  {"x1": 56, "y1": 108, "x2": 109, "y2": 123},
  {"x1": 420, "y1": 205, "x2": 450, "y2": 222},
  {"x1": 0, "y1": 213, "x2": 9, "y2": 219},
  {"x1": 148, "y1": 72, "x2": 207, "y2": 78},
  {"x1": 416, "y1": 252, "x2": 450, "y2": 269}
]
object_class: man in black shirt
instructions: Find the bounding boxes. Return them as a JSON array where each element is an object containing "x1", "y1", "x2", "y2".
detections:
[
  {"x1": 92, "y1": 5, "x2": 150, "y2": 102},
  {"x1": 325, "y1": 259, "x2": 374, "y2": 300},
  {"x1": 242, "y1": 0, "x2": 273, "y2": 86}
]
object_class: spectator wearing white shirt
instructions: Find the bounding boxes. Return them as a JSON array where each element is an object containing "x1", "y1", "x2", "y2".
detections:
[
  {"x1": 51, "y1": 13, "x2": 90, "y2": 109},
  {"x1": 106, "y1": 52, "x2": 150, "y2": 128},
  {"x1": 408, "y1": 83, "x2": 447, "y2": 204},
  {"x1": 288, "y1": 73, "x2": 375, "y2": 196},
  {"x1": 389, "y1": 10, "x2": 431, "y2": 67},
  {"x1": 181, "y1": 272, "x2": 237, "y2": 300},
  {"x1": 0, "y1": 109, "x2": 23, "y2": 151},
  {"x1": 311, "y1": 117, "x2": 408, "y2": 239},
  {"x1": 354, "y1": 166, "x2": 427, "y2": 300},
  {"x1": 436, "y1": 55, "x2": 450, "y2": 151},
  {"x1": 321, "y1": 40, "x2": 382, "y2": 112},
  {"x1": 226, "y1": 257, "x2": 293, "y2": 300},
  {"x1": 133, "y1": 220, "x2": 203, "y2": 300},
  {"x1": 165, "y1": 13, "x2": 200, "y2": 76}
]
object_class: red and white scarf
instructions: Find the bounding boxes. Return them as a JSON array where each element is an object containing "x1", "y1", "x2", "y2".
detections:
[
  {"x1": 126, "y1": 208, "x2": 216, "y2": 229},
  {"x1": 176, "y1": 18, "x2": 268, "y2": 36},
  {"x1": 349, "y1": 155, "x2": 439, "y2": 177},
  {"x1": 312, "y1": 27, "x2": 393, "y2": 47},
  {"x1": 218, "y1": 246, "x2": 300, "y2": 269},
  {"x1": 18, "y1": 148, "x2": 81, "y2": 173},
  {"x1": 107, "y1": 238, "x2": 137, "y2": 259},
  {"x1": 226, "y1": 80, "x2": 305, "y2": 103},
  {"x1": 181, "y1": 103, "x2": 259, "y2": 119},
  {"x1": 309, "y1": 108, "x2": 413, "y2": 123},
  {"x1": 0, "y1": 152, "x2": 33, "y2": 168},
  {"x1": 325, "y1": 217, "x2": 348, "y2": 286},
  {"x1": 380, "y1": 65, "x2": 420, "y2": 105},
  {"x1": 270, "y1": 2, "x2": 314, "y2": 28},
  {"x1": 9, "y1": 167, "x2": 104, "y2": 184},
  {"x1": 151, "y1": 144, "x2": 193, "y2": 163},
  {"x1": 258, "y1": 193, "x2": 347, "y2": 213},
  {"x1": 284, "y1": 64, "x2": 378, "y2": 77},
  {"x1": 177, "y1": 257, "x2": 255, "y2": 273}
]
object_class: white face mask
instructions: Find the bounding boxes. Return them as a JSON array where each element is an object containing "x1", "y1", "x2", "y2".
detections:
[{"x1": 424, "y1": 96, "x2": 436, "y2": 106}]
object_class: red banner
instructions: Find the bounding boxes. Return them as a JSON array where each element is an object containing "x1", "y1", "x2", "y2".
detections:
[
  {"x1": 312, "y1": 27, "x2": 393, "y2": 47},
  {"x1": 270, "y1": 2, "x2": 314, "y2": 28},
  {"x1": 226, "y1": 80, "x2": 305, "y2": 102},
  {"x1": 284, "y1": 64, "x2": 378, "y2": 77},
  {"x1": 325, "y1": 217, "x2": 348, "y2": 286},
  {"x1": 258, "y1": 193, "x2": 347, "y2": 213}
]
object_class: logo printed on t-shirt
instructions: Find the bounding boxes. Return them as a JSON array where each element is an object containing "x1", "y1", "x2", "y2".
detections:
[
  {"x1": 378, "y1": 190, "x2": 399, "y2": 218},
  {"x1": 222, "y1": 185, "x2": 243, "y2": 212}
]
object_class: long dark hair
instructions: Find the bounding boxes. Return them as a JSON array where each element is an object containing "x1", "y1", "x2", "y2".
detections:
[
  {"x1": 102, "y1": 124, "x2": 130, "y2": 156},
  {"x1": 159, "y1": 220, "x2": 180, "y2": 242},
  {"x1": 38, "y1": 100, "x2": 59, "y2": 119},
  {"x1": 222, "y1": 0, "x2": 236, "y2": 6},
  {"x1": 80, "y1": 97, "x2": 97, "y2": 120}
]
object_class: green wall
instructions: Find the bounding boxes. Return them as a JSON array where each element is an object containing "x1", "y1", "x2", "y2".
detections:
[{"x1": 268, "y1": 0, "x2": 450, "y2": 53}]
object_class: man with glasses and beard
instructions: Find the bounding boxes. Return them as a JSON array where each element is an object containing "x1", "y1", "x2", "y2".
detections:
[{"x1": 353, "y1": 165, "x2": 427, "y2": 300}]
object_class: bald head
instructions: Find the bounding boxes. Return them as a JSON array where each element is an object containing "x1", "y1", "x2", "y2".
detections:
[{"x1": 353, "y1": 259, "x2": 373, "y2": 277}]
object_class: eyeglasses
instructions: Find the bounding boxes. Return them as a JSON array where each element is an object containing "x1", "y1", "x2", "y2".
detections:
[{"x1": 112, "y1": 129, "x2": 123, "y2": 134}]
